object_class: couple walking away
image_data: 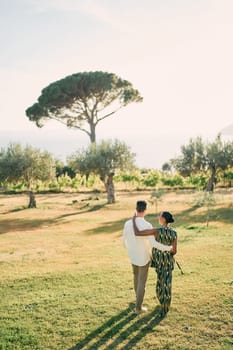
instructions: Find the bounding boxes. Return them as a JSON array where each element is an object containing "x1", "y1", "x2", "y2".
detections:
[{"x1": 122, "y1": 200, "x2": 177, "y2": 317}]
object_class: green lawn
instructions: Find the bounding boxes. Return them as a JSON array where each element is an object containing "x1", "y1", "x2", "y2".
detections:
[{"x1": 0, "y1": 190, "x2": 232, "y2": 349}]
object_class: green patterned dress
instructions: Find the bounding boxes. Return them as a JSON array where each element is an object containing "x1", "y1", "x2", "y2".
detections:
[{"x1": 151, "y1": 226, "x2": 177, "y2": 315}]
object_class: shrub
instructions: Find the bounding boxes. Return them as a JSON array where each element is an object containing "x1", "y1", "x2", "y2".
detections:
[
  {"x1": 161, "y1": 174, "x2": 184, "y2": 187},
  {"x1": 187, "y1": 174, "x2": 208, "y2": 190},
  {"x1": 142, "y1": 171, "x2": 160, "y2": 187}
]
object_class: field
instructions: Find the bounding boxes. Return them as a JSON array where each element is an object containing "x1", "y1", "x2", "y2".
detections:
[{"x1": 0, "y1": 189, "x2": 232, "y2": 350}]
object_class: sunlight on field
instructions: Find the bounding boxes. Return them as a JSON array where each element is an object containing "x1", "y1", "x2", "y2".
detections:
[{"x1": 0, "y1": 189, "x2": 232, "y2": 349}]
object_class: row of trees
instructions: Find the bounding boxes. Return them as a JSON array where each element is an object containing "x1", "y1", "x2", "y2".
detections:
[
  {"x1": 0, "y1": 141, "x2": 135, "y2": 206},
  {"x1": 0, "y1": 135, "x2": 233, "y2": 207}
]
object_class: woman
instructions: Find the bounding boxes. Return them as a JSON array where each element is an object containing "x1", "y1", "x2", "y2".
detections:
[{"x1": 132, "y1": 211, "x2": 177, "y2": 317}]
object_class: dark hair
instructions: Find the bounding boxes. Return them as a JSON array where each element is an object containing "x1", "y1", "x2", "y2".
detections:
[
  {"x1": 161, "y1": 211, "x2": 174, "y2": 223},
  {"x1": 136, "y1": 200, "x2": 147, "y2": 213}
]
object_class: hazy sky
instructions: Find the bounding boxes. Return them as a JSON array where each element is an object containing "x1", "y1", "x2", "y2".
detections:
[{"x1": 1, "y1": 0, "x2": 233, "y2": 168}]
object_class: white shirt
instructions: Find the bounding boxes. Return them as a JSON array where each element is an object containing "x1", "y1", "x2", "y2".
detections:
[{"x1": 122, "y1": 217, "x2": 172, "y2": 266}]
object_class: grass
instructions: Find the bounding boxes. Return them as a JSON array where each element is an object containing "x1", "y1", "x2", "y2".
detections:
[{"x1": 0, "y1": 189, "x2": 232, "y2": 349}]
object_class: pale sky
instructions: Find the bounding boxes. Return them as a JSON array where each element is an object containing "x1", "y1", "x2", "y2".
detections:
[{"x1": 1, "y1": 0, "x2": 233, "y2": 168}]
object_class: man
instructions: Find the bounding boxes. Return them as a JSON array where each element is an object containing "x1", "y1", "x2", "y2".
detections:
[{"x1": 122, "y1": 200, "x2": 173, "y2": 314}]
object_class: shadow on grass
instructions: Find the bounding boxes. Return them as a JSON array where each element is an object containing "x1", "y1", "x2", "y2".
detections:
[
  {"x1": 0, "y1": 218, "x2": 55, "y2": 235},
  {"x1": 197, "y1": 207, "x2": 233, "y2": 224},
  {"x1": 174, "y1": 206, "x2": 233, "y2": 226},
  {"x1": 84, "y1": 217, "x2": 128, "y2": 235},
  {"x1": 57, "y1": 203, "x2": 108, "y2": 220},
  {"x1": 70, "y1": 305, "x2": 163, "y2": 350},
  {"x1": 4, "y1": 206, "x2": 28, "y2": 213},
  {"x1": 0, "y1": 203, "x2": 108, "y2": 234}
]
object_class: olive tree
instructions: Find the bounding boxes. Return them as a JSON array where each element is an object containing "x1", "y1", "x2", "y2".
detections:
[
  {"x1": 68, "y1": 139, "x2": 136, "y2": 203},
  {"x1": 171, "y1": 135, "x2": 233, "y2": 191},
  {"x1": 0, "y1": 144, "x2": 56, "y2": 207},
  {"x1": 26, "y1": 71, "x2": 143, "y2": 143}
]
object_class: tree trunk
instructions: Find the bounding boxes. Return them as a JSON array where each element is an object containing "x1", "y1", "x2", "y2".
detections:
[
  {"x1": 206, "y1": 167, "x2": 216, "y2": 192},
  {"x1": 28, "y1": 191, "x2": 36, "y2": 208},
  {"x1": 90, "y1": 123, "x2": 96, "y2": 143},
  {"x1": 105, "y1": 173, "x2": 115, "y2": 204}
]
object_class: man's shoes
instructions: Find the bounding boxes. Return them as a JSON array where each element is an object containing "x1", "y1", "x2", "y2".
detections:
[{"x1": 134, "y1": 306, "x2": 148, "y2": 314}]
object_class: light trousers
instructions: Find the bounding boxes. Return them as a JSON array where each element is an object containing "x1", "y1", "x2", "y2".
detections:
[{"x1": 132, "y1": 262, "x2": 150, "y2": 310}]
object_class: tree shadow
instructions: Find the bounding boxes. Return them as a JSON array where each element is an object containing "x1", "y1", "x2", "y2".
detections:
[
  {"x1": 69, "y1": 305, "x2": 163, "y2": 350},
  {"x1": 0, "y1": 203, "x2": 108, "y2": 234},
  {"x1": 0, "y1": 218, "x2": 56, "y2": 235},
  {"x1": 44, "y1": 203, "x2": 108, "y2": 221},
  {"x1": 3, "y1": 206, "x2": 28, "y2": 213},
  {"x1": 172, "y1": 205, "x2": 201, "y2": 226},
  {"x1": 84, "y1": 217, "x2": 128, "y2": 235},
  {"x1": 198, "y1": 207, "x2": 233, "y2": 224},
  {"x1": 174, "y1": 206, "x2": 233, "y2": 225}
]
